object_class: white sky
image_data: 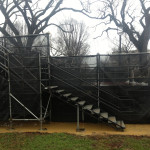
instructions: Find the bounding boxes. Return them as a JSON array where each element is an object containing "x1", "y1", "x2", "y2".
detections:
[
  {"x1": 45, "y1": 0, "x2": 150, "y2": 55},
  {"x1": 45, "y1": 0, "x2": 115, "y2": 55}
]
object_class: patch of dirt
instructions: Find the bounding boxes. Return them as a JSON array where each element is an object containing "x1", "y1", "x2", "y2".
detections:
[
  {"x1": 108, "y1": 142, "x2": 123, "y2": 149},
  {"x1": 0, "y1": 122, "x2": 150, "y2": 137}
]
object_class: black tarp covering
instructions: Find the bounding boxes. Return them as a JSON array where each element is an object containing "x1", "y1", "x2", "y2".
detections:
[
  {"x1": 0, "y1": 52, "x2": 41, "y2": 120},
  {"x1": 9, "y1": 52, "x2": 41, "y2": 119},
  {"x1": 0, "y1": 75, "x2": 9, "y2": 120},
  {"x1": 0, "y1": 34, "x2": 49, "y2": 121},
  {"x1": 50, "y1": 53, "x2": 150, "y2": 123}
]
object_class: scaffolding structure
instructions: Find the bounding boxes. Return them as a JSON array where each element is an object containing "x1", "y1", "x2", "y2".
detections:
[
  {"x1": 0, "y1": 34, "x2": 150, "y2": 128},
  {"x1": 0, "y1": 34, "x2": 50, "y2": 129}
]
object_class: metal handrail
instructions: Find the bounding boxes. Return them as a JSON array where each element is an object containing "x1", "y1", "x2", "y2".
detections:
[
  {"x1": 49, "y1": 62, "x2": 132, "y2": 101},
  {"x1": 0, "y1": 64, "x2": 8, "y2": 73},
  {"x1": 51, "y1": 75, "x2": 133, "y2": 113}
]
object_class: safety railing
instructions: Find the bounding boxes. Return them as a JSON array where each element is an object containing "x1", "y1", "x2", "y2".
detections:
[{"x1": 49, "y1": 61, "x2": 134, "y2": 113}]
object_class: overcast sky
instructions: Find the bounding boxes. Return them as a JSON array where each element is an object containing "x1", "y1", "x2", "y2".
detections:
[
  {"x1": 45, "y1": 0, "x2": 117, "y2": 55},
  {"x1": 46, "y1": 0, "x2": 150, "y2": 55}
]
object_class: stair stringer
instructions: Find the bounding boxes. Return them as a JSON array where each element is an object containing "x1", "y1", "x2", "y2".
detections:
[{"x1": 45, "y1": 85, "x2": 126, "y2": 130}]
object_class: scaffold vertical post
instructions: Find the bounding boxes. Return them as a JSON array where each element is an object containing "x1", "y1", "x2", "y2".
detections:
[
  {"x1": 39, "y1": 53, "x2": 43, "y2": 130},
  {"x1": 82, "y1": 108, "x2": 84, "y2": 123},
  {"x1": 4, "y1": 38, "x2": 7, "y2": 77},
  {"x1": 46, "y1": 33, "x2": 52, "y2": 121},
  {"x1": 8, "y1": 53, "x2": 12, "y2": 129},
  {"x1": 47, "y1": 33, "x2": 51, "y2": 82},
  {"x1": 76, "y1": 104, "x2": 80, "y2": 131},
  {"x1": 97, "y1": 53, "x2": 100, "y2": 108}
]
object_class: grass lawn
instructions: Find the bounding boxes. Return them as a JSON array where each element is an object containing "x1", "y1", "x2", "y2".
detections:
[{"x1": 0, "y1": 132, "x2": 150, "y2": 150}]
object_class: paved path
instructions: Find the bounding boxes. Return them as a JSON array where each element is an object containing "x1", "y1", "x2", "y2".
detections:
[{"x1": 0, "y1": 122, "x2": 150, "y2": 136}]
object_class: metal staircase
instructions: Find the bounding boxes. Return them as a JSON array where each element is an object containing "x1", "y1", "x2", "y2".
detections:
[
  {"x1": 40, "y1": 62, "x2": 136, "y2": 130},
  {"x1": 44, "y1": 85, "x2": 125, "y2": 130}
]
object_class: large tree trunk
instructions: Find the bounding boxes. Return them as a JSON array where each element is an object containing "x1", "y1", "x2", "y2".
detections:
[
  {"x1": 26, "y1": 36, "x2": 37, "y2": 51},
  {"x1": 138, "y1": 26, "x2": 150, "y2": 66}
]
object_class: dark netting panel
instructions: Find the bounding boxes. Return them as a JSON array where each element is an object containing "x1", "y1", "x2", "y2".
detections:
[
  {"x1": 99, "y1": 53, "x2": 150, "y2": 122},
  {"x1": 0, "y1": 44, "x2": 9, "y2": 120},
  {"x1": 0, "y1": 34, "x2": 50, "y2": 121},
  {"x1": 51, "y1": 56, "x2": 97, "y2": 84},
  {"x1": 99, "y1": 53, "x2": 150, "y2": 86},
  {"x1": 50, "y1": 53, "x2": 150, "y2": 123},
  {"x1": 11, "y1": 94, "x2": 40, "y2": 117},
  {"x1": 0, "y1": 75, "x2": 9, "y2": 121},
  {"x1": 9, "y1": 52, "x2": 41, "y2": 118},
  {"x1": 50, "y1": 56, "x2": 98, "y2": 105}
]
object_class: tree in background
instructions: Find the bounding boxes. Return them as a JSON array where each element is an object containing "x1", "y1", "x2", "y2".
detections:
[
  {"x1": 81, "y1": 0, "x2": 150, "y2": 53},
  {"x1": 0, "y1": 0, "x2": 82, "y2": 51},
  {"x1": 52, "y1": 18, "x2": 90, "y2": 56}
]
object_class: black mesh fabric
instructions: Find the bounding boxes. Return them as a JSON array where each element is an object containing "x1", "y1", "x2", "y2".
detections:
[
  {"x1": 50, "y1": 53, "x2": 150, "y2": 123},
  {"x1": 0, "y1": 34, "x2": 49, "y2": 120}
]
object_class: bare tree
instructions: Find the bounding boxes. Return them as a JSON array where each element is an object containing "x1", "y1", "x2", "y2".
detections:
[
  {"x1": 80, "y1": 0, "x2": 150, "y2": 54},
  {"x1": 52, "y1": 18, "x2": 90, "y2": 56},
  {"x1": 0, "y1": 0, "x2": 83, "y2": 51}
]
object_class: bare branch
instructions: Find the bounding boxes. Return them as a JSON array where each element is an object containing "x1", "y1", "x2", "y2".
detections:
[
  {"x1": 139, "y1": 0, "x2": 146, "y2": 12},
  {"x1": 121, "y1": 0, "x2": 127, "y2": 23},
  {"x1": 48, "y1": 23, "x2": 74, "y2": 33},
  {"x1": 13, "y1": 0, "x2": 31, "y2": 30},
  {"x1": 140, "y1": 15, "x2": 145, "y2": 28},
  {"x1": 35, "y1": 0, "x2": 54, "y2": 18},
  {"x1": 94, "y1": 27, "x2": 118, "y2": 39}
]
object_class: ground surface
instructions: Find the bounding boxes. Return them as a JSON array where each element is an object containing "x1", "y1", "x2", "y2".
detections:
[
  {"x1": 0, "y1": 132, "x2": 150, "y2": 150},
  {"x1": 1, "y1": 122, "x2": 150, "y2": 150},
  {"x1": 0, "y1": 122, "x2": 150, "y2": 136}
]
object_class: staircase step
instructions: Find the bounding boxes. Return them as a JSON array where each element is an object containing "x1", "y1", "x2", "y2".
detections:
[
  {"x1": 56, "y1": 89, "x2": 64, "y2": 93},
  {"x1": 83, "y1": 105, "x2": 93, "y2": 111},
  {"x1": 108, "y1": 116, "x2": 117, "y2": 124},
  {"x1": 92, "y1": 108, "x2": 100, "y2": 114},
  {"x1": 116, "y1": 120, "x2": 125, "y2": 128},
  {"x1": 45, "y1": 86, "x2": 58, "y2": 90},
  {"x1": 120, "y1": 121, "x2": 125, "y2": 128},
  {"x1": 70, "y1": 97, "x2": 79, "y2": 102},
  {"x1": 100, "y1": 112, "x2": 108, "y2": 119},
  {"x1": 77, "y1": 101, "x2": 86, "y2": 106},
  {"x1": 63, "y1": 93, "x2": 72, "y2": 98}
]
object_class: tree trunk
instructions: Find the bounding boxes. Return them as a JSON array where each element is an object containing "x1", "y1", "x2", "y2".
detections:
[
  {"x1": 138, "y1": 27, "x2": 150, "y2": 66},
  {"x1": 26, "y1": 36, "x2": 37, "y2": 51}
]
